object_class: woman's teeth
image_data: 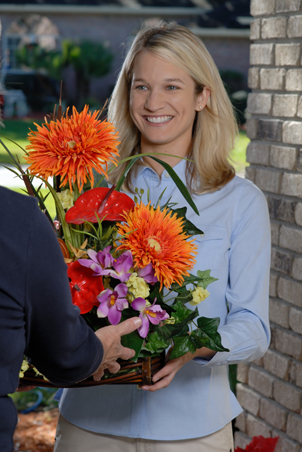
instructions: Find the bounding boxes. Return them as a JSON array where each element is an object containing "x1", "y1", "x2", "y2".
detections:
[{"x1": 145, "y1": 116, "x2": 172, "y2": 123}]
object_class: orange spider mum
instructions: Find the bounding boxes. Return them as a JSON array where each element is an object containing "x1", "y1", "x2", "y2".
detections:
[
  {"x1": 116, "y1": 202, "x2": 198, "y2": 290},
  {"x1": 25, "y1": 105, "x2": 120, "y2": 192}
]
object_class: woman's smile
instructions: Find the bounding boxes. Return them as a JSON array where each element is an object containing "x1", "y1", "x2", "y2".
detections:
[{"x1": 143, "y1": 115, "x2": 173, "y2": 125}]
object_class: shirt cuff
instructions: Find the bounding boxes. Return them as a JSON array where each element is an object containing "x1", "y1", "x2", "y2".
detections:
[{"x1": 193, "y1": 333, "x2": 232, "y2": 367}]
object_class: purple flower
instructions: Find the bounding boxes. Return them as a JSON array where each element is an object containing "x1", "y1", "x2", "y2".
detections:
[
  {"x1": 97, "y1": 283, "x2": 128, "y2": 325},
  {"x1": 78, "y1": 246, "x2": 113, "y2": 275},
  {"x1": 137, "y1": 263, "x2": 158, "y2": 285},
  {"x1": 101, "y1": 250, "x2": 133, "y2": 282},
  {"x1": 131, "y1": 298, "x2": 169, "y2": 338}
]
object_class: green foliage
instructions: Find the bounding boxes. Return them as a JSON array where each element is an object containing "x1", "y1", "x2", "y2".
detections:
[
  {"x1": 15, "y1": 39, "x2": 114, "y2": 107},
  {"x1": 63, "y1": 40, "x2": 113, "y2": 79},
  {"x1": 141, "y1": 331, "x2": 169, "y2": 355},
  {"x1": 16, "y1": 45, "x2": 63, "y2": 80},
  {"x1": 168, "y1": 316, "x2": 229, "y2": 360},
  {"x1": 16, "y1": 40, "x2": 113, "y2": 81}
]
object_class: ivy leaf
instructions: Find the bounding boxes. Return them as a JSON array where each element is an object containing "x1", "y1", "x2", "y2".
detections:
[
  {"x1": 154, "y1": 314, "x2": 192, "y2": 341},
  {"x1": 196, "y1": 270, "x2": 218, "y2": 289},
  {"x1": 121, "y1": 331, "x2": 144, "y2": 362},
  {"x1": 169, "y1": 335, "x2": 195, "y2": 360},
  {"x1": 193, "y1": 317, "x2": 229, "y2": 352},
  {"x1": 142, "y1": 331, "x2": 170, "y2": 354},
  {"x1": 172, "y1": 300, "x2": 195, "y2": 323},
  {"x1": 171, "y1": 207, "x2": 204, "y2": 236}
]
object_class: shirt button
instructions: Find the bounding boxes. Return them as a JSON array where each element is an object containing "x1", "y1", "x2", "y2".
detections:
[{"x1": 164, "y1": 172, "x2": 170, "y2": 178}]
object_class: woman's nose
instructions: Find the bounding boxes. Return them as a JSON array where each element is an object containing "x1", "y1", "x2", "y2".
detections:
[{"x1": 144, "y1": 89, "x2": 164, "y2": 111}]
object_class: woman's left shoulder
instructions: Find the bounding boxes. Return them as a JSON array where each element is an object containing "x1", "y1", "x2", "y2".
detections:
[
  {"x1": 227, "y1": 176, "x2": 269, "y2": 227},
  {"x1": 226, "y1": 175, "x2": 267, "y2": 205}
]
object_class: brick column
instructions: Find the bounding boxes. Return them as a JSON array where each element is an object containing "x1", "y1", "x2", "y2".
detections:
[{"x1": 234, "y1": 1, "x2": 302, "y2": 451}]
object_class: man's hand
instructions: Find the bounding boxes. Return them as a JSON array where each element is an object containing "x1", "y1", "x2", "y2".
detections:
[{"x1": 92, "y1": 317, "x2": 142, "y2": 381}]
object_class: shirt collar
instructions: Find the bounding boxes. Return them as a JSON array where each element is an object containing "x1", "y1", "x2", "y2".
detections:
[{"x1": 134, "y1": 157, "x2": 187, "y2": 180}]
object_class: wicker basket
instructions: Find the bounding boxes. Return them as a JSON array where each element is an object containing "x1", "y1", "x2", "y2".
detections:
[{"x1": 20, "y1": 353, "x2": 165, "y2": 388}]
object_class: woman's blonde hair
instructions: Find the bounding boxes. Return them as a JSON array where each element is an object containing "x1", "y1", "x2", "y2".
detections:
[{"x1": 108, "y1": 22, "x2": 238, "y2": 194}]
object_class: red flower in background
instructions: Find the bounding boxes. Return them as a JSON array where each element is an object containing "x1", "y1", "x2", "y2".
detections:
[
  {"x1": 65, "y1": 186, "x2": 135, "y2": 224},
  {"x1": 235, "y1": 436, "x2": 279, "y2": 452},
  {"x1": 67, "y1": 261, "x2": 104, "y2": 314}
]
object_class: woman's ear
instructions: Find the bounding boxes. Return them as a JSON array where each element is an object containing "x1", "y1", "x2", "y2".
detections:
[{"x1": 195, "y1": 87, "x2": 211, "y2": 112}]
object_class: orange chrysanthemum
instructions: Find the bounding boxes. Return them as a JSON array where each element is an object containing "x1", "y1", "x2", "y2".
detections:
[
  {"x1": 116, "y1": 202, "x2": 198, "y2": 290},
  {"x1": 25, "y1": 105, "x2": 120, "y2": 192}
]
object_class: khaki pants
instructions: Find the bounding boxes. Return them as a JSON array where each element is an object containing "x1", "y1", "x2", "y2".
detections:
[{"x1": 54, "y1": 414, "x2": 234, "y2": 452}]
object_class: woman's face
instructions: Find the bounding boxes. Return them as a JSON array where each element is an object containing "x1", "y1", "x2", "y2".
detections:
[{"x1": 129, "y1": 50, "x2": 209, "y2": 154}]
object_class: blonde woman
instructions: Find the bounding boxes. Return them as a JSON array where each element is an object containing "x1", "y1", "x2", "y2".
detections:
[{"x1": 55, "y1": 23, "x2": 270, "y2": 452}]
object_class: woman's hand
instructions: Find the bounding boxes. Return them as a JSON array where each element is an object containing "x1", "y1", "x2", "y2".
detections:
[{"x1": 141, "y1": 347, "x2": 216, "y2": 392}]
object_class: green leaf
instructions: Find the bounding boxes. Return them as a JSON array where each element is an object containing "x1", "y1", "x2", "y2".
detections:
[
  {"x1": 155, "y1": 305, "x2": 197, "y2": 341},
  {"x1": 113, "y1": 152, "x2": 198, "y2": 214},
  {"x1": 172, "y1": 207, "x2": 204, "y2": 236},
  {"x1": 142, "y1": 331, "x2": 170, "y2": 354},
  {"x1": 169, "y1": 335, "x2": 195, "y2": 360},
  {"x1": 196, "y1": 270, "x2": 218, "y2": 289},
  {"x1": 149, "y1": 156, "x2": 199, "y2": 215},
  {"x1": 172, "y1": 300, "x2": 195, "y2": 323},
  {"x1": 115, "y1": 156, "x2": 141, "y2": 192},
  {"x1": 121, "y1": 331, "x2": 144, "y2": 362},
  {"x1": 195, "y1": 317, "x2": 229, "y2": 352}
]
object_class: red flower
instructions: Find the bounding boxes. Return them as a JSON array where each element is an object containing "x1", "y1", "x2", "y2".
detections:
[
  {"x1": 65, "y1": 187, "x2": 135, "y2": 224},
  {"x1": 67, "y1": 261, "x2": 104, "y2": 314},
  {"x1": 235, "y1": 436, "x2": 279, "y2": 452}
]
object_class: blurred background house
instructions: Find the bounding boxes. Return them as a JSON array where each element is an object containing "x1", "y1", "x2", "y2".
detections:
[{"x1": 0, "y1": 0, "x2": 251, "y2": 122}]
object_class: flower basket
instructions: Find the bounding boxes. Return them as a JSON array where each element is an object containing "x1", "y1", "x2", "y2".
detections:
[{"x1": 20, "y1": 352, "x2": 165, "y2": 388}]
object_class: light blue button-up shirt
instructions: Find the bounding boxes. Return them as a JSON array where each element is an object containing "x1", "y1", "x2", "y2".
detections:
[{"x1": 59, "y1": 159, "x2": 271, "y2": 440}]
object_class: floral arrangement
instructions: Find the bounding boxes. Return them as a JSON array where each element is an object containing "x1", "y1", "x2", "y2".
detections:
[
  {"x1": 235, "y1": 436, "x2": 279, "y2": 452},
  {"x1": 2, "y1": 103, "x2": 229, "y2": 383}
]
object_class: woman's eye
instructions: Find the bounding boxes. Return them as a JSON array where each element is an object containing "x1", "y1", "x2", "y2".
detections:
[
  {"x1": 167, "y1": 85, "x2": 178, "y2": 90},
  {"x1": 136, "y1": 85, "x2": 148, "y2": 90}
]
